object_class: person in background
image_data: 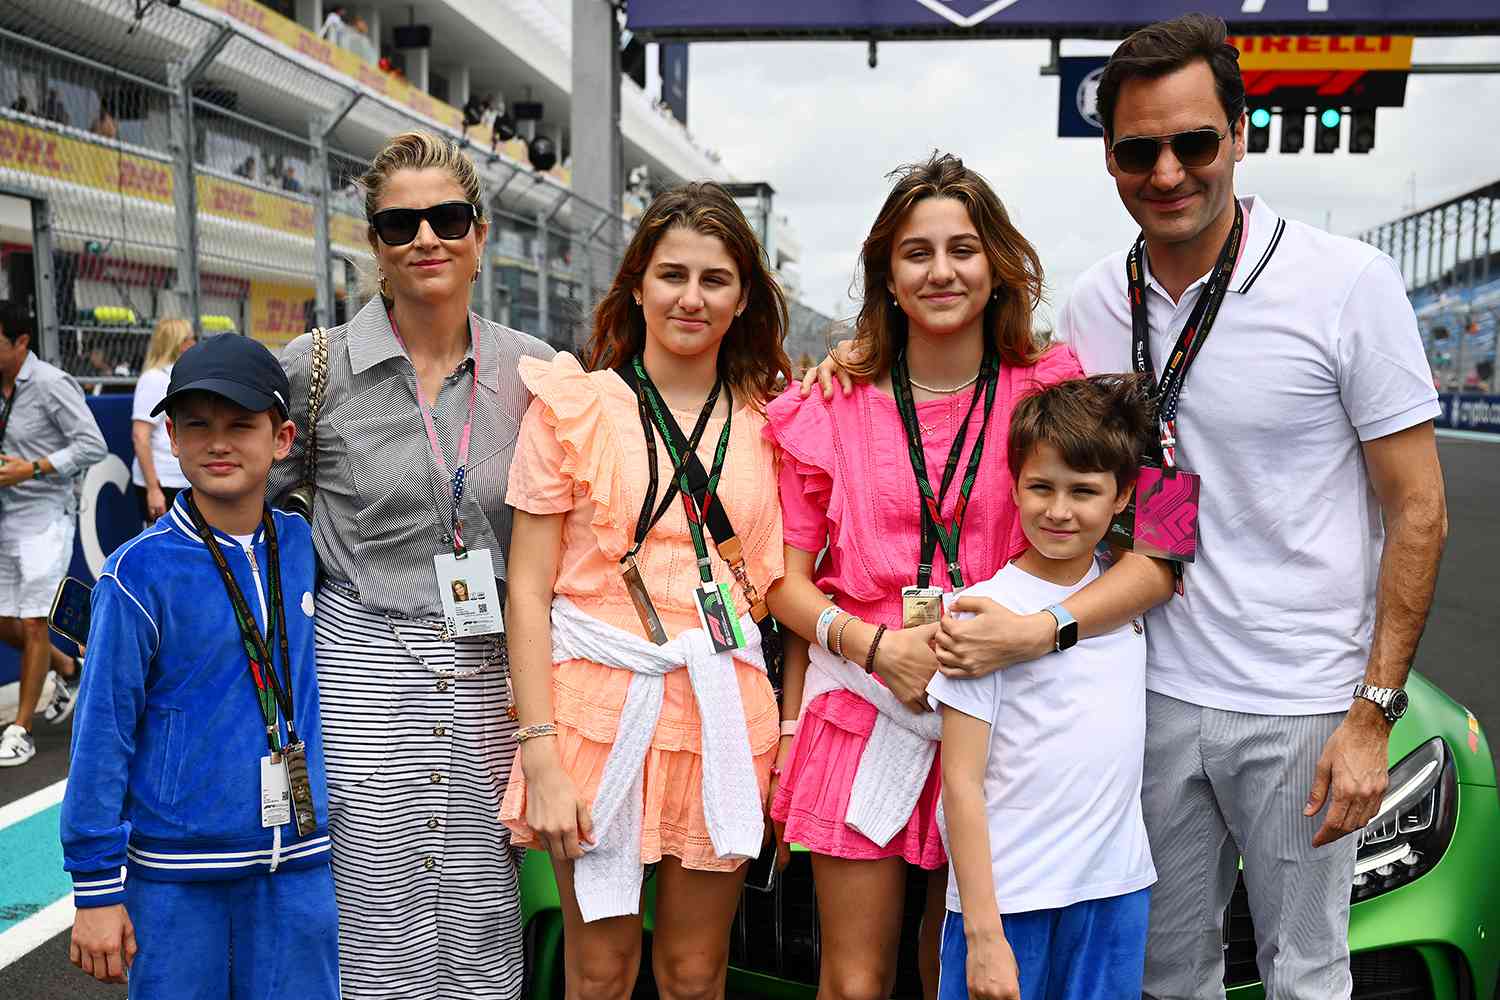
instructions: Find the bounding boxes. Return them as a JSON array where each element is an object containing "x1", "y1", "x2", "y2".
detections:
[
  {"x1": 90, "y1": 99, "x2": 117, "y2": 140},
  {"x1": 0, "y1": 301, "x2": 107, "y2": 766},
  {"x1": 131, "y1": 318, "x2": 196, "y2": 521}
]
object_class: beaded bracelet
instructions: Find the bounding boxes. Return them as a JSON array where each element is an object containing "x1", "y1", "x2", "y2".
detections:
[
  {"x1": 815, "y1": 605, "x2": 842, "y2": 651},
  {"x1": 863, "y1": 624, "x2": 887, "y2": 675},
  {"x1": 514, "y1": 722, "x2": 559, "y2": 744},
  {"x1": 831, "y1": 614, "x2": 853, "y2": 659}
]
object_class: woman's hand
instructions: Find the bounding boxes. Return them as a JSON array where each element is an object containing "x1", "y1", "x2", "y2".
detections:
[
  {"x1": 146, "y1": 485, "x2": 167, "y2": 520},
  {"x1": 798, "y1": 338, "x2": 859, "y2": 399},
  {"x1": 936, "y1": 598, "x2": 1054, "y2": 678},
  {"x1": 966, "y1": 930, "x2": 1021, "y2": 1000},
  {"x1": 521, "y1": 740, "x2": 593, "y2": 861},
  {"x1": 768, "y1": 733, "x2": 795, "y2": 870},
  {"x1": 873, "y1": 622, "x2": 942, "y2": 713}
]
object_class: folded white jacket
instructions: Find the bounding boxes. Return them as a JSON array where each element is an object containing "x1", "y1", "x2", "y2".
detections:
[
  {"x1": 549, "y1": 596, "x2": 767, "y2": 922},
  {"x1": 799, "y1": 643, "x2": 942, "y2": 849}
]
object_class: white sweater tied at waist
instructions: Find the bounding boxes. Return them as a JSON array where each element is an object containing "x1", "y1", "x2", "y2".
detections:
[
  {"x1": 549, "y1": 596, "x2": 766, "y2": 923},
  {"x1": 799, "y1": 643, "x2": 941, "y2": 849}
]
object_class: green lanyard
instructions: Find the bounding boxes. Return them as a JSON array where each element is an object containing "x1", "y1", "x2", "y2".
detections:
[
  {"x1": 184, "y1": 493, "x2": 295, "y2": 754},
  {"x1": 631, "y1": 355, "x2": 733, "y2": 586},
  {"x1": 891, "y1": 347, "x2": 1001, "y2": 590}
]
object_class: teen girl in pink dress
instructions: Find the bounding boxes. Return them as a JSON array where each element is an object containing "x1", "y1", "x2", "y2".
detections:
[{"x1": 764, "y1": 154, "x2": 1086, "y2": 999}]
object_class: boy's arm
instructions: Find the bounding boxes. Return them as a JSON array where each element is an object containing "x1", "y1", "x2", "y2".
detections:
[
  {"x1": 938, "y1": 701, "x2": 1022, "y2": 1000},
  {"x1": 60, "y1": 574, "x2": 155, "y2": 908},
  {"x1": 940, "y1": 703, "x2": 1004, "y2": 939}
]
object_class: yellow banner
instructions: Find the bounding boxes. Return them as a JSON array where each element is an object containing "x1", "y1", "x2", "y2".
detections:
[
  {"x1": 249, "y1": 279, "x2": 315, "y2": 348},
  {"x1": 0, "y1": 119, "x2": 174, "y2": 204},
  {"x1": 1227, "y1": 36, "x2": 1414, "y2": 71},
  {"x1": 199, "y1": 0, "x2": 464, "y2": 131}
]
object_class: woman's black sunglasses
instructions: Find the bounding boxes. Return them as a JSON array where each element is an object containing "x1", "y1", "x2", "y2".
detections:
[
  {"x1": 370, "y1": 200, "x2": 477, "y2": 246},
  {"x1": 1110, "y1": 127, "x2": 1226, "y2": 175}
]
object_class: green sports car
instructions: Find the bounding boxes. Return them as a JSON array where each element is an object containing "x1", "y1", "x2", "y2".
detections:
[{"x1": 519, "y1": 670, "x2": 1500, "y2": 999}]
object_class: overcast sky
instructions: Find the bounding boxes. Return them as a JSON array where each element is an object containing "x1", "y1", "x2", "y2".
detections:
[{"x1": 681, "y1": 35, "x2": 1500, "y2": 326}]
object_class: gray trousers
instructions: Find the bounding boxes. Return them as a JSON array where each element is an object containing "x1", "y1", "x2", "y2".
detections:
[{"x1": 1140, "y1": 691, "x2": 1356, "y2": 1000}]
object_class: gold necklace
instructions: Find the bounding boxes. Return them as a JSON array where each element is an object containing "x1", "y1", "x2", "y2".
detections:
[{"x1": 908, "y1": 371, "x2": 980, "y2": 394}]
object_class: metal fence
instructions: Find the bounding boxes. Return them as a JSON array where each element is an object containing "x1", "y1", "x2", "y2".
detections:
[{"x1": 0, "y1": 0, "x2": 665, "y2": 386}]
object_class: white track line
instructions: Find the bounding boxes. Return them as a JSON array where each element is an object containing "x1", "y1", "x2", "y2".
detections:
[
  {"x1": 0, "y1": 897, "x2": 74, "y2": 972},
  {"x1": 0, "y1": 778, "x2": 67, "y2": 832}
]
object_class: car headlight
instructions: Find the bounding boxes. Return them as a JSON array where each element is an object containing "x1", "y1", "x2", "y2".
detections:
[{"x1": 1351, "y1": 736, "x2": 1457, "y2": 904}]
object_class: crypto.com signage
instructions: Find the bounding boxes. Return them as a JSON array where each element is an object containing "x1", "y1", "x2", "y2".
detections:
[{"x1": 626, "y1": 1, "x2": 1492, "y2": 40}]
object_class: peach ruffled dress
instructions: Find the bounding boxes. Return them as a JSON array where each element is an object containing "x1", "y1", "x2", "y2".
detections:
[{"x1": 499, "y1": 353, "x2": 782, "y2": 871}]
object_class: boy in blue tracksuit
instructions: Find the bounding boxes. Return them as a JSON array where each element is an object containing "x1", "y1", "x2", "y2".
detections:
[{"x1": 60, "y1": 334, "x2": 338, "y2": 998}]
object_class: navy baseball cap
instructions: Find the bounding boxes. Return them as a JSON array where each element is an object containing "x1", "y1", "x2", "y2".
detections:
[{"x1": 152, "y1": 334, "x2": 291, "y2": 418}]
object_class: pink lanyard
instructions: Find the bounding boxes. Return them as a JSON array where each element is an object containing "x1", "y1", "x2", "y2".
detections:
[{"x1": 388, "y1": 309, "x2": 479, "y2": 557}]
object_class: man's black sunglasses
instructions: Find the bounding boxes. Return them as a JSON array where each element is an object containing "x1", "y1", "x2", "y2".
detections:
[
  {"x1": 370, "y1": 201, "x2": 477, "y2": 246},
  {"x1": 1109, "y1": 127, "x2": 1227, "y2": 175}
]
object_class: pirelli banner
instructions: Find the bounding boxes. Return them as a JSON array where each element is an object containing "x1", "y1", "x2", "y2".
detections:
[{"x1": 627, "y1": 1, "x2": 1489, "y2": 39}]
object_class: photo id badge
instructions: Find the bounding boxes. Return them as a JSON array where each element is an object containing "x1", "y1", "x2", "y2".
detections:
[
  {"x1": 260, "y1": 754, "x2": 292, "y2": 828},
  {"x1": 1108, "y1": 467, "x2": 1201, "y2": 563},
  {"x1": 435, "y1": 548, "x2": 504, "y2": 636},
  {"x1": 901, "y1": 586, "x2": 943, "y2": 628},
  {"x1": 622, "y1": 555, "x2": 669, "y2": 645},
  {"x1": 694, "y1": 582, "x2": 746, "y2": 654}
]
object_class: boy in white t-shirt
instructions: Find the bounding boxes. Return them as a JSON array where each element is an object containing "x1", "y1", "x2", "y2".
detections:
[{"x1": 929, "y1": 375, "x2": 1160, "y2": 1000}]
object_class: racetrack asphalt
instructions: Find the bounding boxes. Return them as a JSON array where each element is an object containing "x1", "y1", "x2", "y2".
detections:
[{"x1": 1, "y1": 435, "x2": 1495, "y2": 1000}]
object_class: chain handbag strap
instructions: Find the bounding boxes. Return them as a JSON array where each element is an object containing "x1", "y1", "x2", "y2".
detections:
[{"x1": 287, "y1": 327, "x2": 328, "y2": 518}]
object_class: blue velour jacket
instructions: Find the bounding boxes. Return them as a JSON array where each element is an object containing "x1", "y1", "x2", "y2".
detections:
[{"x1": 60, "y1": 491, "x2": 330, "y2": 908}]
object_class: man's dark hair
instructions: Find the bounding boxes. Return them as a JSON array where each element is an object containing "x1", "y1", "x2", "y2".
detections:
[
  {"x1": 0, "y1": 301, "x2": 34, "y2": 346},
  {"x1": 1095, "y1": 13, "x2": 1245, "y2": 139}
]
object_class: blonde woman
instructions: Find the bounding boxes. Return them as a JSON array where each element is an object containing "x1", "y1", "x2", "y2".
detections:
[
  {"x1": 130, "y1": 318, "x2": 195, "y2": 520},
  {"x1": 269, "y1": 131, "x2": 551, "y2": 1000}
]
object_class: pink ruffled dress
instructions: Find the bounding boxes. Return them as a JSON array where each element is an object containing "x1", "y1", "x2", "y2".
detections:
[
  {"x1": 499, "y1": 353, "x2": 783, "y2": 871},
  {"x1": 764, "y1": 346, "x2": 1085, "y2": 868}
]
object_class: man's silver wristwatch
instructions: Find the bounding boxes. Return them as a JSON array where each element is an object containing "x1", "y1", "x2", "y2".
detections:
[
  {"x1": 1042, "y1": 604, "x2": 1078, "y2": 653},
  {"x1": 1353, "y1": 683, "x2": 1409, "y2": 725}
]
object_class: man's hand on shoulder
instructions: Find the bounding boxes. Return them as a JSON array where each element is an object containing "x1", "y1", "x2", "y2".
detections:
[
  {"x1": 70, "y1": 903, "x2": 137, "y2": 983},
  {"x1": 1306, "y1": 698, "x2": 1391, "y2": 848}
]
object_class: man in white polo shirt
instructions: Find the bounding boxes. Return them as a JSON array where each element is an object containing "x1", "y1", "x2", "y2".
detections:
[{"x1": 1058, "y1": 14, "x2": 1448, "y2": 999}]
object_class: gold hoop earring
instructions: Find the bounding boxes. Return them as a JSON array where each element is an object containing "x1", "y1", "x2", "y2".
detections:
[{"x1": 378, "y1": 270, "x2": 390, "y2": 299}]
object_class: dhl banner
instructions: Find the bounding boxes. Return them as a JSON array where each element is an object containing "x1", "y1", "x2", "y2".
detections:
[
  {"x1": 249, "y1": 278, "x2": 316, "y2": 348},
  {"x1": 1226, "y1": 35, "x2": 1414, "y2": 71},
  {"x1": 0, "y1": 119, "x2": 173, "y2": 205},
  {"x1": 0, "y1": 118, "x2": 367, "y2": 255},
  {"x1": 198, "y1": 0, "x2": 465, "y2": 132}
]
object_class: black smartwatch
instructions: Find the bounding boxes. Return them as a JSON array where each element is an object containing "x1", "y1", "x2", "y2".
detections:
[{"x1": 1043, "y1": 604, "x2": 1078, "y2": 652}]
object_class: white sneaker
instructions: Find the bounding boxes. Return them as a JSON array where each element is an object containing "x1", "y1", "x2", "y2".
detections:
[
  {"x1": 41, "y1": 667, "x2": 80, "y2": 725},
  {"x1": 0, "y1": 723, "x2": 35, "y2": 767}
]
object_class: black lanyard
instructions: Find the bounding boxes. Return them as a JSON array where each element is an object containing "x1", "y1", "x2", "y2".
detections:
[
  {"x1": 623, "y1": 356, "x2": 733, "y2": 585},
  {"x1": 0, "y1": 383, "x2": 19, "y2": 449},
  {"x1": 621, "y1": 367, "x2": 724, "y2": 564},
  {"x1": 185, "y1": 493, "x2": 296, "y2": 754},
  {"x1": 1128, "y1": 201, "x2": 1243, "y2": 468},
  {"x1": 891, "y1": 347, "x2": 1001, "y2": 590}
]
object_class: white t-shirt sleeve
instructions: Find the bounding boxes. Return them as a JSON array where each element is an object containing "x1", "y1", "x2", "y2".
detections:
[
  {"x1": 927, "y1": 670, "x2": 999, "y2": 724},
  {"x1": 131, "y1": 369, "x2": 168, "y2": 425},
  {"x1": 1335, "y1": 255, "x2": 1441, "y2": 442}
]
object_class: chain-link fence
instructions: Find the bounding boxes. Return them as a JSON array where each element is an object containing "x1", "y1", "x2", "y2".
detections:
[{"x1": 2, "y1": 0, "x2": 781, "y2": 387}]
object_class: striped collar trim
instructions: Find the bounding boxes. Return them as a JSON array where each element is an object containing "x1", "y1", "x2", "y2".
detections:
[
  {"x1": 167, "y1": 493, "x2": 266, "y2": 549},
  {"x1": 1230, "y1": 195, "x2": 1284, "y2": 295}
]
